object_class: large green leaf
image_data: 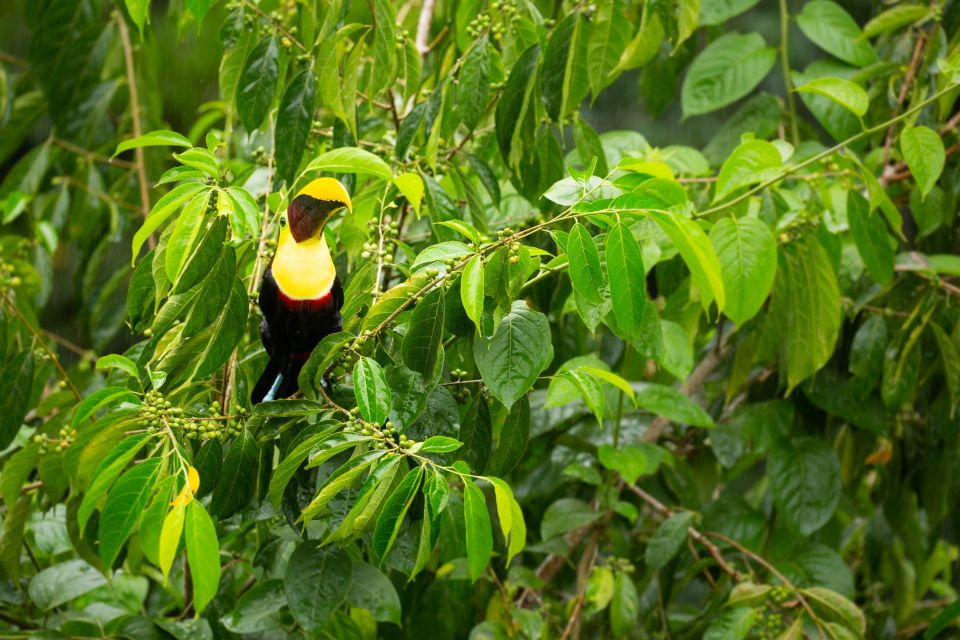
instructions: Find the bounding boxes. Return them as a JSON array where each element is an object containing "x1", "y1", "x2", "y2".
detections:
[
  {"x1": 714, "y1": 139, "x2": 781, "y2": 202},
  {"x1": 237, "y1": 34, "x2": 280, "y2": 131},
  {"x1": 275, "y1": 68, "x2": 317, "y2": 185},
  {"x1": 770, "y1": 438, "x2": 841, "y2": 535},
  {"x1": 112, "y1": 129, "x2": 191, "y2": 158},
  {"x1": 353, "y1": 357, "x2": 391, "y2": 425},
  {"x1": 709, "y1": 216, "x2": 777, "y2": 325},
  {"x1": 681, "y1": 32, "x2": 776, "y2": 118},
  {"x1": 303, "y1": 146, "x2": 392, "y2": 181},
  {"x1": 796, "y1": 1, "x2": 877, "y2": 67},
  {"x1": 463, "y1": 478, "x2": 493, "y2": 582},
  {"x1": 458, "y1": 37, "x2": 491, "y2": 130},
  {"x1": 635, "y1": 383, "x2": 714, "y2": 427},
  {"x1": 284, "y1": 543, "x2": 353, "y2": 630},
  {"x1": 588, "y1": 4, "x2": 632, "y2": 99},
  {"x1": 541, "y1": 13, "x2": 590, "y2": 123},
  {"x1": 645, "y1": 512, "x2": 695, "y2": 569},
  {"x1": 495, "y1": 45, "x2": 540, "y2": 170},
  {"x1": 77, "y1": 434, "x2": 153, "y2": 532},
  {"x1": 401, "y1": 287, "x2": 445, "y2": 377},
  {"x1": 369, "y1": 0, "x2": 397, "y2": 95},
  {"x1": 567, "y1": 223, "x2": 605, "y2": 305},
  {"x1": 605, "y1": 222, "x2": 649, "y2": 339},
  {"x1": 346, "y1": 562, "x2": 402, "y2": 624},
  {"x1": 901, "y1": 125, "x2": 945, "y2": 198},
  {"x1": 796, "y1": 77, "x2": 869, "y2": 117},
  {"x1": 184, "y1": 501, "x2": 220, "y2": 613},
  {"x1": 775, "y1": 233, "x2": 842, "y2": 392},
  {"x1": 210, "y1": 430, "x2": 258, "y2": 518},
  {"x1": 27, "y1": 559, "x2": 106, "y2": 611},
  {"x1": 847, "y1": 190, "x2": 894, "y2": 284},
  {"x1": 98, "y1": 457, "x2": 162, "y2": 568},
  {"x1": 372, "y1": 466, "x2": 423, "y2": 560},
  {"x1": 647, "y1": 211, "x2": 725, "y2": 311},
  {"x1": 474, "y1": 301, "x2": 554, "y2": 408}
]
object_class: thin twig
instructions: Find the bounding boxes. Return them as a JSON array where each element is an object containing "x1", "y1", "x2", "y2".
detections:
[
  {"x1": 2, "y1": 294, "x2": 81, "y2": 400},
  {"x1": 626, "y1": 484, "x2": 742, "y2": 580},
  {"x1": 116, "y1": 13, "x2": 152, "y2": 235},
  {"x1": 52, "y1": 137, "x2": 135, "y2": 169},
  {"x1": 778, "y1": 0, "x2": 798, "y2": 144}
]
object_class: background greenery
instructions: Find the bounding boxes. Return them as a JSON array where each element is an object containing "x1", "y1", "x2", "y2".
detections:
[{"x1": 1, "y1": 0, "x2": 960, "y2": 639}]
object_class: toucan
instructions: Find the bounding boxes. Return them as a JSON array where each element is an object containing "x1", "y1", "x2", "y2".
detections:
[{"x1": 252, "y1": 178, "x2": 351, "y2": 403}]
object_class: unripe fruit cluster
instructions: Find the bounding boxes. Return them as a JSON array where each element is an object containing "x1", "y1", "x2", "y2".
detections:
[
  {"x1": 0, "y1": 262, "x2": 22, "y2": 291},
  {"x1": 344, "y1": 409, "x2": 418, "y2": 450}
]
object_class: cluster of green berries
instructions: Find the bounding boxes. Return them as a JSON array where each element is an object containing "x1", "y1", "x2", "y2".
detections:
[
  {"x1": 252, "y1": 146, "x2": 270, "y2": 167},
  {"x1": 603, "y1": 556, "x2": 636, "y2": 574},
  {"x1": 395, "y1": 29, "x2": 410, "y2": 50},
  {"x1": 750, "y1": 586, "x2": 792, "y2": 639},
  {"x1": 343, "y1": 410, "x2": 418, "y2": 450},
  {"x1": 465, "y1": 12, "x2": 492, "y2": 39},
  {"x1": 33, "y1": 425, "x2": 76, "y2": 454},
  {"x1": 449, "y1": 369, "x2": 474, "y2": 401},
  {"x1": 140, "y1": 391, "x2": 245, "y2": 441},
  {"x1": 360, "y1": 215, "x2": 400, "y2": 262},
  {"x1": 0, "y1": 262, "x2": 22, "y2": 290}
]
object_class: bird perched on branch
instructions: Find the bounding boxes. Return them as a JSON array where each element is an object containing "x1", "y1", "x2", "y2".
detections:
[{"x1": 252, "y1": 178, "x2": 351, "y2": 403}]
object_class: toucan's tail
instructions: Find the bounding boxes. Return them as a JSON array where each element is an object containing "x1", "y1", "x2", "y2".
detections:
[{"x1": 252, "y1": 358, "x2": 302, "y2": 404}]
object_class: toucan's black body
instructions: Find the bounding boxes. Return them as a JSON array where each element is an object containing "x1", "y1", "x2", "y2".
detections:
[
  {"x1": 250, "y1": 184, "x2": 351, "y2": 405},
  {"x1": 251, "y1": 265, "x2": 344, "y2": 403}
]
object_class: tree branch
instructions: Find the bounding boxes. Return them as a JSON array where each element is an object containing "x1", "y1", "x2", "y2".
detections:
[
  {"x1": 415, "y1": 0, "x2": 436, "y2": 56},
  {"x1": 116, "y1": 13, "x2": 152, "y2": 234}
]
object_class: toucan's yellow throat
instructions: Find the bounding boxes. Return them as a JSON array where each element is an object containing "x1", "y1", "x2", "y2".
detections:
[{"x1": 272, "y1": 178, "x2": 351, "y2": 300}]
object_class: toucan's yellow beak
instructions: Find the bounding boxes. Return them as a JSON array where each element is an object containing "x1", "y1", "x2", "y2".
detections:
[{"x1": 287, "y1": 178, "x2": 352, "y2": 242}]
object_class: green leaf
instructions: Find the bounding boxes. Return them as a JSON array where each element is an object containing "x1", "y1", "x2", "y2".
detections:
[
  {"x1": 598, "y1": 444, "x2": 657, "y2": 484},
  {"x1": 193, "y1": 279, "x2": 249, "y2": 378},
  {"x1": 164, "y1": 192, "x2": 208, "y2": 283},
  {"x1": 901, "y1": 125, "x2": 945, "y2": 198},
  {"x1": 704, "y1": 607, "x2": 757, "y2": 640},
  {"x1": 370, "y1": 0, "x2": 398, "y2": 95},
  {"x1": 796, "y1": 77, "x2": 869, "y2": 117},
  {"x1": 802, "y1": 587, "x2": 866, "y2": 636},
  {"x1": 95, "y1": 354, "x2": 139, "y2": 379},
  {"x1": 372, "y1": 466, "x2": 423, "y2": 560},
  {"x1": 541, "y1": 14, "x2": 590, "y2": 123},
  {"x1": 124, "y1": 0, "x2": 150, "y2": 38},
  {"x1": 237, "y1": 35, "x2": 280, "y2": 131},
  {"x1": 459, "y1": 37, "x2": 491, "y2": 130},
  {"x1": 27, "y1": 559, "x2": 107, "y2": 611},
  {"x1": 393, "y1": 172, "x2": 424, "y2": 214},
  {"x1": 495, "y1": 45, "x2": 540, "y2": 170},
  {"x1": 353, "y1": 357, "x2": 391, "y2": 425},
  {"x1": 283, "y1": 543, "x2": 352, "y2": 630},
  {"x1": 461, "y1": 254, "x2": 485, "y2": 334},
  {"x1": 474, "y1": 301, "x2": 554, "y2": 408},
  {"x1": 646, "y1": 211, "x2": 726, "y2": 311},
  {"x1": 210, "y1": 430, "x2": 258, "y2": 518},
  {"x1": 267, "y1": 430, "x2": 343, "y2": 507},
  {"x1": 458, "y1": 396, "x2": 492, "y2": 473},
  {"x1": 610, "y1": 572, "x2": 640, "y2": 638},
  {"x1": 303, "y1": 146, "x2": 393, "y2": 181},
  {"x1": 710, "y1": 216, "x2": 777, "y2": 325},
  {"x1": 98, "y1": 456, "x2": 162, "y2": 568},
  {"x1": 463, "y1": 478, "x2": 493, "y2": 582},
  {"x1": 77, "y1": 433, "x2": 152, "y2": 532},
  {"x1": 131, "y1": 183, "x2": 207, "y2": 263},
  {"x1": 401, "y1": 287, "x2": 445, "y2": 376},
  {"x1": 796, "y1": 1, "x2": 877, "y2": 67},
  {"x1": 925, "y1": 601, "x2": 960, "y2": 639},
  {"x1": 487, "y1": 397, "x2": 530, "y2": 477},
  {"x1": 587, "y1": 4, "x2": 631, "y2": 99},
  {"x1": 699, "y1": 0, "x2": 761, "y2": 26},
  {"x1": 487, "y1": 477, "x2": 526, "y2": 565},
  {"x1": 72, "y1": 386, "x2": 139, "y2": 429},
  {"x1": 184, "y1": 500, "x2": 220, "y2": 614},
  {"x1": 275, "y1": 69, "x2": 317, "y2": 185},
  {"x1": 770, "y1": 438, "x2": 841, "y2": 535},
  {"x1": 222, "y1": 580, "x2": 286, "y2": 634},
  {"x1": 347, "y1": 561, "x2": 402, "y2": 624},
  {"x1": 775, "y1": 233, "x2": 841, "y2": 392},
  {"x1": 635, "y1": 383, "x2": 714, "y2": 427},
  {"x1": 847, "y1": 190, "x2": 894, "y2": 284},
  {"x1": 541, "y1": 497, "x2": 601, "y2": 540},
  {"x1": 419, "y1": 436, "x2": 463, "y2": 453},
  {"x1": 567, "y1": 223, "x2": 605, "y2": 305},
  {"x1": 862, "y1": 4, "x2": 932, "y2": 38},
  {"x1": 645, "y1": 512, "x2": 695, "y2": 569},
  {"x1": 0, "y1": 352, "x2": 33, "y2": 450},
  {"x1": 681, "y1": 32, "x2": 776, "y2": 118},
  {"x1": 412, "y1": 241, "x2": 473, "y2": 267},
  {"x1": 714, "y1": 139, "x2": 781, "y2": 202},
  {"x1": 113, "y1": 129, "x2": 190, "y2": 158},
  {"x1": 605, "y1": 222, "x2": 649, "y2": 338},
  {"x1": 159, "y1": 503, "x2": 185, "y2": 582}
]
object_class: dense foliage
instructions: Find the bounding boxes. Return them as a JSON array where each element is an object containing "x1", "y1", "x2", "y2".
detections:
[{"x1": 2, "y1": 0, "x2": 960, "y2": 637}]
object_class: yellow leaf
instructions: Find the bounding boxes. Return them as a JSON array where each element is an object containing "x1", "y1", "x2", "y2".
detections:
[{"x1": 171, "y1": 465, "x2": 200, "y2": 507}]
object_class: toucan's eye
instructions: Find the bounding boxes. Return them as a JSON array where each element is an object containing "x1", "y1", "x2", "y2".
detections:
[{"x1": 279, "y1": 215, "x2": 287, "y2": 228}]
